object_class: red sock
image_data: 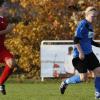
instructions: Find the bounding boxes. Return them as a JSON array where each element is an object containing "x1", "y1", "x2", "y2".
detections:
[{"x1": 0, "y1": 65, "x2": 12, "y2": 85}]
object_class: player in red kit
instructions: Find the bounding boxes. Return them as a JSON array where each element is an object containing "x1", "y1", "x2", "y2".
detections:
[{"x1": 0, "y1": 1, "x2": 16, "y2": 95}]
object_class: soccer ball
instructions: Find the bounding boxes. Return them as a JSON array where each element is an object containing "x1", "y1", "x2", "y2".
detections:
[{"x1": 0, "y1": 16, "x2": 8, "y2": 31}]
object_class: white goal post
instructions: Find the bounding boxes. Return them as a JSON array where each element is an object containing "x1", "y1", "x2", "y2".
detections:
[{"x1": 40, "y1": 40, "x2": 100, "y2": 81}]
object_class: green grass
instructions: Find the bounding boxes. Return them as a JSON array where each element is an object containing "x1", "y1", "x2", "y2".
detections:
[{"x1": 0, "y1": 80, "x2": 96, "y2": 100}]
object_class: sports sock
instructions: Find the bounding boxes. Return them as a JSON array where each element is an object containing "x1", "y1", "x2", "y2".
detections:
[
  {"x1": 95, "y1": 77, "x2": 100, "y2": 97},
  {"x1": 0, "y1": 65, "x2": 12, "y2": 85},
  {"x1": 65, "y1": 75, "x2": 81, "y2": 84}
]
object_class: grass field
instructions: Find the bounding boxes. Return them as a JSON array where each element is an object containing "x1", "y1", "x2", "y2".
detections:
[{"x1": 0, "y1": 80, "x2": 96, "y2": 100}]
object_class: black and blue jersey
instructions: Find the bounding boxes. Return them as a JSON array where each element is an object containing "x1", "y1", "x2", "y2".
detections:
[{"x1": 73, "y1": 19, "x2": 94, "y2": 58}]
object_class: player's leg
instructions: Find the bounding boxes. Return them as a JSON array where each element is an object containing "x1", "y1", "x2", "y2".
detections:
[
  {"x1": 60, "y1": 57, "x2": 87, "y2": 94},
  {"x1": 60, "y1": 73, "x2": 87, "y2": 94},
  {"x1": 87, "y1": 71, "x2": 94, "y2": 82},
  {"x1": 64, "y1": 72, "x2": 87, "y2": 84},
  {"x1": 64, "y1": 74, "x2": 81, "y2": 84},
  {"x1": 0, "y1": 58, "x2": 15, "y2": 84},
  {"x1": 80, "y1": 73, "x2": 87, "y2": 81},
  {"x1": 0, "y1": 58, "x2": 15, "y2": 95},
  {"x1": 88, "y1": 52, "x2": 100, "y2": 99},
  {"x1": 0, "y1": 48, "x2": 15, "y2": 95},
  {"x1": 93, "y1": 67, "x2": 100, "y2": 99}
]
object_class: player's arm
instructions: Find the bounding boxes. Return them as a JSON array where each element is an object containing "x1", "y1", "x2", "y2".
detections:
[
  {"x1": 0, "y1": 24, "x2": 15, "y2": 35},
  {"x1": 73, "y1": 21, "x2": 86, "y2": 60},
  {"x1": 91, "y1": 39, "x2": 100, "y2": 47},
  {"x1": 74, "y1": 37, "x2": 85, "y2": 60}
]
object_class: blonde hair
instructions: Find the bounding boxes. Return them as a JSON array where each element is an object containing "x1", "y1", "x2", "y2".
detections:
[{"x1": 85, "y1": 6, "x2": 96, "y2": 15}]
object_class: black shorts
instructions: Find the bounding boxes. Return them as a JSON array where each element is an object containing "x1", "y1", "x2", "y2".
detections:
[{"x1": 72, "y1": 52, "x2": 100, "y2": 73}]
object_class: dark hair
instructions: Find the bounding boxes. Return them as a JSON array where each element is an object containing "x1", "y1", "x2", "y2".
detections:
[
  {"x1": 0, "y1": 0, "x2": 4, "y2": 7},
  {"x1": 68, "y1": 46, "x2": 73, "y2": 52}
]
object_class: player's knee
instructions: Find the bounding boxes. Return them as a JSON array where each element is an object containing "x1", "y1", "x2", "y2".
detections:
[
  {"x1": 80, "y1": 73, "x2": 87, "y2": 82},
  {"x1": 80, "y1": 77, "x2": 86, "y2": 82},
  {"x1": 5, "y1": 58, "x2": 16, "y2": 68}
]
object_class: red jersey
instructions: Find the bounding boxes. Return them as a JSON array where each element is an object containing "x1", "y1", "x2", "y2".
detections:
[
  {"x1": 0, "y1": 16, "x2": 8, "y2": 46},
  {"x1": 0, "y1": 16, "x2": 13, "y2": 62}
]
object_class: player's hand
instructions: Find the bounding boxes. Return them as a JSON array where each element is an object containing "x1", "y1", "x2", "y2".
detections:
[{"x1": 79, "y1": 52, "x2": 85, "y2": 60}]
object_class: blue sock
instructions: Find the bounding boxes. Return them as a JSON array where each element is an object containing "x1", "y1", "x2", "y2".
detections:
[
  {"x1": 64, "y1": 75, "x2": 81, "y2": 84},
  {"x1": 95, "y1": 77, "x2": 100, "y2": 94}
]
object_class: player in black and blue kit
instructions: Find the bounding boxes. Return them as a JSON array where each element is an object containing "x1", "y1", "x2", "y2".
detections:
[{"x1": 60, "y1": 7, "x2": 100, "y2": 99}]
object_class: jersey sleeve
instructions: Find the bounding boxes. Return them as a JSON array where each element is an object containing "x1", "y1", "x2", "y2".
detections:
[{"x1": 75, "y1": 20, "x2": 86, "y2": 39}]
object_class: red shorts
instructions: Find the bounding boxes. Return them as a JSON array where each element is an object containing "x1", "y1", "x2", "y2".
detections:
[{"x1": 0, "y1": 46, "x2": 13, "y2": 63}]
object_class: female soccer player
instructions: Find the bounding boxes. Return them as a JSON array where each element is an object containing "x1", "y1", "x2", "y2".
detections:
[
  {"x1": 0, "y1": 1, "x2": 16, "y2": 95},
  {"x1": 60, "y1": 6, "x2": 100, "y2": 99}
]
